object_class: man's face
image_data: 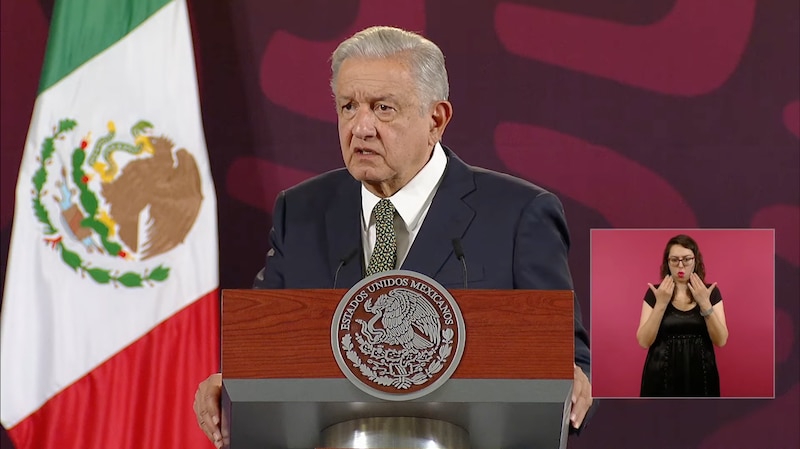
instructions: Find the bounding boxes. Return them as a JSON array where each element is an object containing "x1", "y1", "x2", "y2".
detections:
[{"x1": 334, "y1": 56, "x2": 450, "y2": 197}]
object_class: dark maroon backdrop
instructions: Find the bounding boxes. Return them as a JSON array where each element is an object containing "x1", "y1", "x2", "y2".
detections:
[{"x1": 1, "y1": 1, "x2": 798, "y2": 448}]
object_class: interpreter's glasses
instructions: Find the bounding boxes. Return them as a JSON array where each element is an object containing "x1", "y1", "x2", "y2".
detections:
[{"x1": 668, "y1": 256, "x2": 695, "y2": 266}]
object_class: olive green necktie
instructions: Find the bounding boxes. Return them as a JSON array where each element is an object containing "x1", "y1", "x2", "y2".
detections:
[{"x1": 366, "y1": 199, "x2": 397, "y2": 276}]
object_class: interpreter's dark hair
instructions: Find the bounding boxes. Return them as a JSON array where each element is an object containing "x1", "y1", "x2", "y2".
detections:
[
  {"x1": 659, "y1": 234, "x2": 706, "y2": 303},
  {"x1": 660, "y1": 234, "x2": 706, "y2": 280}
]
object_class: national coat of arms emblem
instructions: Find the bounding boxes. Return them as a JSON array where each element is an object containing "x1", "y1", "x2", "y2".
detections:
[
  {"x1": 31, "y1": 118, "x2": 203, "y2": 287},
  {"x1": 331, "y1": 270, "x2": 466, "y2": 400}
]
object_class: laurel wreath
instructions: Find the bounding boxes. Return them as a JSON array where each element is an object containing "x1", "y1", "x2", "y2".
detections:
[
  {"x1": 32, "y1": 118, "x2": 169, "y2": 287},
  {"x1": 341, "y1": 327, "x2": 454, "y2": 389}
]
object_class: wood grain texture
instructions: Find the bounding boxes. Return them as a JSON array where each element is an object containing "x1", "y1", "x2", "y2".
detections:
[{"x1": 222, "y1": 289, "x2": 573, "y2": 380}]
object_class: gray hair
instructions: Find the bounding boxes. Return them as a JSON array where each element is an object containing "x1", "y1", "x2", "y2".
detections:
[{"x1": 330, "y1": 26, "x2": 449, "y2": 106}]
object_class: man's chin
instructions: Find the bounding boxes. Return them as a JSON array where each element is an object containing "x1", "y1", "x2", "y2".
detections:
[
  {"x1": 347, "y1": 166, "x2": 384, "y2": 183},
  {"x1": 356, "y1": 177, "x2": 400, "y2": 198}
]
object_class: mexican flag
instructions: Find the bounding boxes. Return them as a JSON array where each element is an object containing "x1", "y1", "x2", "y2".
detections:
[{"x1": 0, "y1": 1, "x2": 218, "y2": 448}]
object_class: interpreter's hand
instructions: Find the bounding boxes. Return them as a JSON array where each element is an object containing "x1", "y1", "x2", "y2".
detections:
[
  {"x1": 193, "y1": 373, "x2": 223, "y2": 448},
  {"x1": 688, "y1": 273, "x2": 717, "y2": 309},
  {"x1": 570, "y1": 364, "x2": 593, "y2": 429},
  {"x1": 648, "y1": 275, "x2": 674, "y2": 307}
]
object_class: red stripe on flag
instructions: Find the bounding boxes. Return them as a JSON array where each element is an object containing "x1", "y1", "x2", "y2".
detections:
[{"x1": 7, "y1": 290, "x2": 220, "y2": 449}]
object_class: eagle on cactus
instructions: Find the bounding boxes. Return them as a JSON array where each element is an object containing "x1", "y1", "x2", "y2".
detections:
[{"x1": 97, "y1": 121, "x2": 203, "y2": 260}]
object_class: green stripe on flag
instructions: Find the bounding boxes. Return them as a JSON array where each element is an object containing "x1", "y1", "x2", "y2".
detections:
[{"x1": 39, "y1": 0, "x2": 172, "y2": 93}]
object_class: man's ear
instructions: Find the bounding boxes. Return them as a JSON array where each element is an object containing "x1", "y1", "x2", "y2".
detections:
[{"x1": 430, "y1": 100, "x2": 453, "y2": 142}]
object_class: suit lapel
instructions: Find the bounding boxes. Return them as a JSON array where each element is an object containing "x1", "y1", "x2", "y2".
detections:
[
  {"x1": 325, "y1": 178, "x2": 364, "y2": 288},
  {"x1": 401, "y1": 149, "x2": 476, "y2": 278}
]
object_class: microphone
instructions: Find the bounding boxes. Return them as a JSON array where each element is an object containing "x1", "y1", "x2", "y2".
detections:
[
  {"x1": 451, "y1": 238, "x2": 468, "y2": 289},
  {"x1": 333, "y1": 248, "x2": 359, "y2": 289}
]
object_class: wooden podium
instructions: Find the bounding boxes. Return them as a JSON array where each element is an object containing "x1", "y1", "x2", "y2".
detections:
[{"x1": 221, "y1": 288, "x2": 575, "y2": 449}]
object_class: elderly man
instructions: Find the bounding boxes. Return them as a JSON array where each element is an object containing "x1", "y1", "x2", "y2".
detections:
[{"x1": 194, "y1": 25, "x2": 592, "y2": 447}]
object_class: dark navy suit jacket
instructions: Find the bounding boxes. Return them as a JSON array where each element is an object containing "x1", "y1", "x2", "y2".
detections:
[{"x1": 254, "y1": 148, "x2": 591, "y2": 376}]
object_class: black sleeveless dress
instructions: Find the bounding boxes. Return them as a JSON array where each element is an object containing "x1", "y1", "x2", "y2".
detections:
[{"x1": 640, "y1": 286, "x2": 722, "y2": 397}]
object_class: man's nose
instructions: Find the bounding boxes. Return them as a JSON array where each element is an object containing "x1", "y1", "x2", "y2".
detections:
[{"x1": 352, "y1": 107, "x2": 377, "y2": 140}]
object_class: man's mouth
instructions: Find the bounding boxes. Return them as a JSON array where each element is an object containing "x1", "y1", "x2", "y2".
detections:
[{"x1": 356, "y1": 148, "x2": 377, "y2": 155}]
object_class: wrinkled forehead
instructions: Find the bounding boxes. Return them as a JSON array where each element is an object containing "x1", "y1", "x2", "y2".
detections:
[{"x1": 333, "y1": 56, "x2": 415, "y2": 93}]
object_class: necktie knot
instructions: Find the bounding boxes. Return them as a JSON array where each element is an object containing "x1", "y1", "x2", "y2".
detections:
[
  {"x1": 366, "y1": 199, "x2": 397, "y2": 276},
  {"x1": 373, "y1": 198, "x2": 395, "y2": 222}
]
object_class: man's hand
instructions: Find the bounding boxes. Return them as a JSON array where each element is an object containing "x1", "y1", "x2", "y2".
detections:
[
  {"x1": 570, "y1": 364, "x2": 592, "y2": 429},
  {"x1": 193, "y1": 373, "x2": 223, "y2": 448}
]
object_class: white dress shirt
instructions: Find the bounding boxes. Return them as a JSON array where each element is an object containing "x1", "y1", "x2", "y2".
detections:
[{"x1": 361, "y1": 142, "x2": 448, "y2": 269}]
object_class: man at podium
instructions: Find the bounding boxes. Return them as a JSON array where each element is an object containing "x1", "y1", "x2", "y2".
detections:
[{"x1": 194, "y1": 25, "x2": 593, "y2": 448}]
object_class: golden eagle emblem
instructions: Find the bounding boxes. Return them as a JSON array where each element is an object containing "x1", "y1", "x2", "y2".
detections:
[
  {"x1": 100, "y1": 130, "x2": 203, "y2": 260},
  {"x1": 32, "y1": 118, "x2": 204, "y2": 287}
]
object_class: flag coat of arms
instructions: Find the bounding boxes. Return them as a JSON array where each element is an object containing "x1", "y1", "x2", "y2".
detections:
[{"x1": 0, "y1": 1, "x2": 219, "y2": 447}]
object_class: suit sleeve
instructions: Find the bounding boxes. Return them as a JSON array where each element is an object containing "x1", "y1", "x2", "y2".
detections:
[
  {"x1": 253, "y1": 191, "x2": 287, "y2": 289},
  {"x1": 513, "y1": 192, "x2": 591, "y2": 377}
]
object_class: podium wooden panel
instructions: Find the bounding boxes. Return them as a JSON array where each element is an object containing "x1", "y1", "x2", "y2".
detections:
[{"x1": 221, "y1": 288, "x2": 575, "y2": 449}]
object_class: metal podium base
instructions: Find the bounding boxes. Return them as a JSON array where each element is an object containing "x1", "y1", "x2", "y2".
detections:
[
  {"x1": 320, "y1": 417, "x2": 470, "y2": 449},
  {"x1": 223, "y1": 378, "x2": 573, "y2": 448}
]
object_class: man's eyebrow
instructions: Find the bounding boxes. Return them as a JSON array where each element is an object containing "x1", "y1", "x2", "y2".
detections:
[{"x1": 335, "y1": 93, "x2": 400, "y2": 103}]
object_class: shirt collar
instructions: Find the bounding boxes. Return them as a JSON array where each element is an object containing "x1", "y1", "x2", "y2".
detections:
[{"x1": 361, "y1": 142, "x2": 448, "y2": 230}]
